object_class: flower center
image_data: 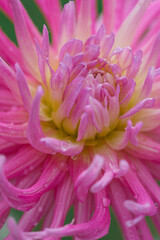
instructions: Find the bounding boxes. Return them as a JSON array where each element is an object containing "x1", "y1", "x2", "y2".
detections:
[{"x1": 36, "y1": 30, "x2": 153, "y2": 150}]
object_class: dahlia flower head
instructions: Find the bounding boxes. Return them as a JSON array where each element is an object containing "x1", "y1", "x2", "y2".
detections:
[{"x1": 0, "y1": 0, "x2": 160, "y2": 239}]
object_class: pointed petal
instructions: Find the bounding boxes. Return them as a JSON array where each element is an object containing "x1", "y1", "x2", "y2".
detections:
[
  {"x1": 9, "y1": 0, "x2": 39, "y2": 77},
  {"x1": 106, "y1": 120, "x2": 132, "y2": 150},
  {"x1": 0, "y1": 29, "x2": 21, "y2": 66},
  {"x1": 0, "y1": 58, "x2": 20, "y2": 101},
  {"x1": 114, "y1": 0, "x2": 151, "y2": 47},
  {"x1": 0, "y1": 156, "x2": 66, "y2": 211},
  {"x1": 0, "y1": 122, "x2": 27, "y2": 144},
  {"x1": 108, "y1": 180, "x2": 142, "y2": 239},
  {"x1": 120, "y1": 98, "x2": 155, "y2": 119},
  {"x1": 15, "y1": 63, "x2": 32, "y2": 112},
  {"x1": 25, "y1": 190, "x2": 110, "y2": 240},
  {"x1": 35, "y1": 0, "x2": 61, "y2": 48},
  {"x1": 59, "y1": 1, "x2": 76, "y2": 48},
  {"x1": 49, "y1": 176, "x2": 74, "y2": 229},
  {"x1": 76, "y1": 0, "x2": 96, "y2": 40},
  {"x1": 27, "y1": 86, "x2": 53, "y2": 154},
  {"x1": 126, "y1": 133, "x2": 160, "y2": 160},
  {"x1": 74, "y1": 155, "x2": 104, "y2": 202},
  {"x1": 40, "y1": 138, "x2": 84, "y2": 156}
]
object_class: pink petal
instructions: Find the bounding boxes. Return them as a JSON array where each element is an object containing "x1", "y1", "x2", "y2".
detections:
[
  {"x1": 124, "y1": 168, "x2": 157, "y2": 218},
  {"x1": 40, "y1": 138, "x2": 84, "y2": 156},
  {"x1": 74, "y1": 155, "x2": 104, "y2": 202},
  {"x1": 126, "y1": 133, "x2": 160, "y2": 160},
  {"x1": 47, "y1": 176, "x2": 74, "y2": 233},
  {"x1": 25, "y1": 190, "x2": 110, "y2": 240},
  {"x1": 101, "y1": 32, "x2": 115, "y2": 59},
  {"x1": 0, "y1": 109, "x2": 28, "y2": 124},
  {"x1": 127, "y1": 49, "x2": 143, "y2": 79},
  {"x1": 76, "y1": 0, "x2": 96, "y2": 40},
  {"x1": 59, "y1": 39, "x2": 83, "y2": 62},
  {"x1": 0, "y1": 122, "x2": 27, "y2": 144},
  {"x1": 7, "y1": 217, "x2": 26, "y2": 240},
  {"x1": 0, "y1": 29, "x2": 21, "y2": 66},
  {"x1": 120, "y1": 98, "x2": 155, "y2": 119},
  {"x1": 18, "y1": 191, "x2": 54, "y2": 232},
  {"x1": 0, "y1": 155, "x2": 66, "y2": 211},
  {"x1": 27, "y1": 86, "x2": 53, "y2": 154},
  {"x1": 134, "y1": 160, "x2": 160, "y2": 209},
  {"x1": 35, "y1": 0, "x2": 61, "y2": 48},
  {"x1": 15, "y1": 63, "x2": 32, "y2": 112},
  {"x1": 115, "y1": 0, "x2": 151, "y2": 47},
  {"x1": 0, "y1": 58, "x2": 21, "y2": 101},
  {"x1": 106, "y1": 120, "x2": 132, "y2": 150},
  {"x1": 9, "y1": 0, "x2": 39, "y2": 77},
  {"x1": 59, "y1": 1, "x2": 76, "y2": 48},
  {"x1": 91, "y1": 170, "x2": 114, "y2": 193},
  {"x1": 103, "y1": 0, "x2": 116, "y2": 34},
  {"x1": 4, "y1": 145, "x2": 45, "y2": 179},
  {"x1": 74, "y1": 193, "x2": 94, "y2": 224},
  {"x1": 54, "y1": 76, "x2": 84, "y2": 125},
  {"x1": 108, "y1": 180, "x2": 142, "y2": 239},
  {"x1": 0, "y1": 201, "x2": 10, "y2": 230}
]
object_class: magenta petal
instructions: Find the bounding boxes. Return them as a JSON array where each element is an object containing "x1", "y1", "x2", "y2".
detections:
[
  {"x1": 115, "y1": 0, "x2": 151, "y2": 47},
  {"x1": 40, "y1": 138, "x2": 84, "y2": 156},
  {"x1": 0, "y1": 109, "x2": 28, "y2": 124},
  {"x1": 101, "y1": 32, "x2": 115, "y2": 58},
  {"x1": 4, "y1": 145, "x2": 45, "y2": 179},
  {"x1": 0, "y1": 122, "x2": 27, "y2": 144},
  {"x1": 42, "y1": 25, "x2": 49, "y2": 59},
  {"x1": 35, "y1": 25, "x2": 50, "y2": 85},
  {"x1": 106, "y1": 120, "x2": 132, "y2": 150},
  {"x1": 124, "y1": 168, "x2": 157, "y2": 217},
  {"x1": 9, "y1": 0, "x2": 39, "y2": 77},
  {"x1": 91, "y1": 170, "x2": 114, "y2": 193},
  {"x1": 74, "y1": 155, "x2": 104, "y2": 202},
  {"x1": 18, "y1": 191, "x2": 54, "y2": 232},
  {"x1": 59, "y1": 39, "x2": 83, "y2": 62},
  {"x1": 55, "y1": 76, "x2": 84, "y2": 123},
  {"x1": 76, "y1": 0, "x2": 96, "y2": 40},
  {"x1": 0, "y1": 29, "x2": 21, "y2": 66},
  {"x1": 27, "y1": 86, "x2": 53, "y2": 154},
  {"x1": 0, "y1": 58, "x2": 20, "y2": 101},
  {"x1": 59, "y1": 1, "x2": 76, "y2": 47},
  {"x1": 7, "y1": 217, "x2": 27, "y2": 240},
  {"x1": 144, "y1": 32, "x2": 160, "y2": 71},
  {"x1": 120, "y1": 98, "x2": 155, "y2": 119},
  {"x1": 127, "y1": 49, "x2": 143, "y2": 79},
  {"x1": 0, "y1": 201, "x2": 10, "y2": 230},
  {"x1": 34, "y1": 0, "x2": 61, "y2": 48},
  {"x1": 48, "y1": 176, "x2": 74, "y2": 231},
  {"x1": 0, "y1": 155, "x2": 66, "y2": 211},
  {"x1": 136, "y1": 160, "x2": 160, "y2": 205},
  {"x1": 126, "y1": 133, "x2": 160, "y2": 160},
  {"x1": 15, "y1": 63, "x2": 32, "y2": 112},
  {"x1": 25, "y1": 190, "x2": 110, "y2": 240},
  {"x1": 140, "y1": 67, "x2": 154, "y2": 100},
  {"x1": 109, "y1": 180, "x2": 141, "y2": 239},
  {"x1": 35, "y1": 40, "x2": 47, "y2": 84}
]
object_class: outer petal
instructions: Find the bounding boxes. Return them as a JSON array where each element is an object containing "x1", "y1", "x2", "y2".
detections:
[
  {"x1": 0, "y1": 155, "x2": 66, "y2": 210},
  {"x1": 24, "y1": 190, "x2": 110, "y2": 240},
  {"x1": 9, "y1": 0, "x2": 39, "y2": 78},
  {"x1": 35, "y1": 0, "x2": 61, "y2": 48},
  {"x1": 114, "y1": 0, "x2": 151, "y2": 47}
]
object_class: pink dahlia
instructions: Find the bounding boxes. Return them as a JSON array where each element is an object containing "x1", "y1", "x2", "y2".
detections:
[{"x1": 0, "y1": 0, "x2": 160, "y2": 239}]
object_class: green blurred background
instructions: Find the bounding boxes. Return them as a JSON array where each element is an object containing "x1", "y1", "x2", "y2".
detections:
[{"x1": 0, "y1": 0, "x2": 159, "y2": 239}]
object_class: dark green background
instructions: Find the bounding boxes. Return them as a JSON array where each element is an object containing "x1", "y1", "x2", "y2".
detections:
[{"x1": 0, "y1": 0, "x2": 159, "y2": 239}]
